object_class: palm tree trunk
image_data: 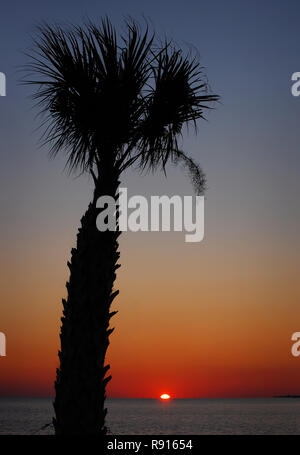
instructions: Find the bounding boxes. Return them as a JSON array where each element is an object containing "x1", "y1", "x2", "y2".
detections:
[{"x1": 53, "y1": 172, "x2": 120, "y2": 435}]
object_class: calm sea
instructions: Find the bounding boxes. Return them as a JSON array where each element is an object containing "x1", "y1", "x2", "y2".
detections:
[{"x1": 0, "y1": 398, "x2": 300, "y2": 435}]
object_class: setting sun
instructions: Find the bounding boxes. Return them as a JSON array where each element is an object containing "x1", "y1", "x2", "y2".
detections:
[{"x1": 160, "y1": 394, "x2": 171, "y2": 400}]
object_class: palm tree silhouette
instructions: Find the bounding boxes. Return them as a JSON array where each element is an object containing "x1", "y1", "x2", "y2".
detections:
[{"x1": 25, "y1": 18, "x2": 219, "y2": 435}]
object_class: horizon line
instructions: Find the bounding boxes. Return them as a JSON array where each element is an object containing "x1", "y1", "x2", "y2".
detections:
[{"x1": 1, "y1": 395, "x2": 299, "y2": 400}]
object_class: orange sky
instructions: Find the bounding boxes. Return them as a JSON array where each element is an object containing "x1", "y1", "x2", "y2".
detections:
[{"x1": 1, "y1": 219, "x2": 300, "y2": 398}]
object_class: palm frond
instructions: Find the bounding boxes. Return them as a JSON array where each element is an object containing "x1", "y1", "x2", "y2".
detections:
[
  {"x1": 23, "y1": 19, "x2": 153, "y2": 173},
  {"x1": 136, "y1": 46, "x2": 218, "y2": 172},
  {"x1": 172, "y1": 150, "x2": 206, "y2": 195}
]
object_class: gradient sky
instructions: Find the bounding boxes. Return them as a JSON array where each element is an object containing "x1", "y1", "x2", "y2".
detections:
[{"x1": 0, "y1": 0, "x2": 300, "y2": 398}]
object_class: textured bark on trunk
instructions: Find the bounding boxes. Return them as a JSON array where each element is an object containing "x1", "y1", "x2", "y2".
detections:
[{"x1": 53, "y1": 173, "x2": 120, "y2": 435}]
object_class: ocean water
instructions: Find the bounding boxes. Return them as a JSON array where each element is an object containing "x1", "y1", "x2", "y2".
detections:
[{"x1": 0, "y1": 398, "x2": 300, "y2": 435}]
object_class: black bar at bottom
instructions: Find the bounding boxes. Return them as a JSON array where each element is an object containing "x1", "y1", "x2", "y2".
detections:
[{"x1": 0, "y1": 434, "x2": 298, "y2": 453}]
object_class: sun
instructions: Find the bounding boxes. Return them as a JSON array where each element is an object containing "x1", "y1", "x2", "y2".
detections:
[{"x1": 160, "y1": 393, "x2": 171, "y2": 400}]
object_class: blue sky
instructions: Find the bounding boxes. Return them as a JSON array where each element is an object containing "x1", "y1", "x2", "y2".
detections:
[{"x1": 1, "y1": 0, "x2": 300, "y2": 252}]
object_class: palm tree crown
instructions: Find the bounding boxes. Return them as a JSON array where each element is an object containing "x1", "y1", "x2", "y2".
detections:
[{"x1": 25, "y1": 18, "x2": 218, "y2": 193}]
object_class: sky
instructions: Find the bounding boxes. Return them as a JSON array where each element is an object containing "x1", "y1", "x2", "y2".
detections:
[{"x1": 0, "y1": 0, "x2": 300, "y2": 398}]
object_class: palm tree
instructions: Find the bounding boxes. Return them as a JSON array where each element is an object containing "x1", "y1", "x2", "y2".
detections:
[{"x1": 25, "y1": 18, "x2": 219, "y2": 435}]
